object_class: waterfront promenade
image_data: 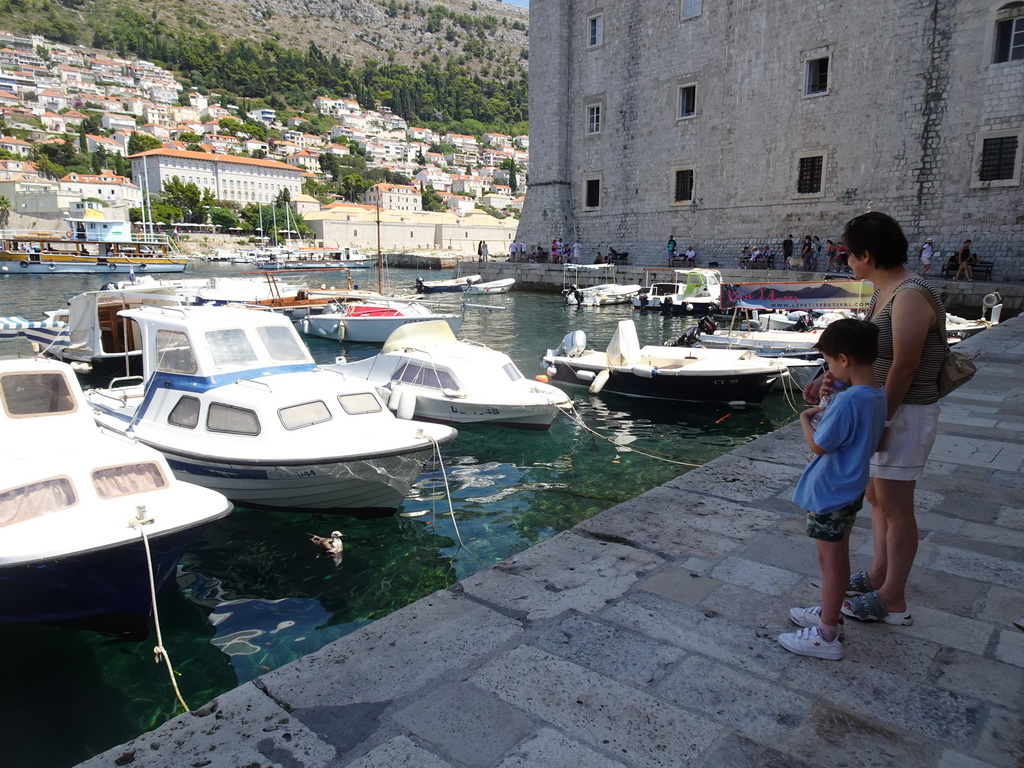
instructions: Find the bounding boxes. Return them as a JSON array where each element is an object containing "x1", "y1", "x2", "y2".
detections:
[{"x1": 81, "y1": 317, "x2": 1024, "y2": 768}]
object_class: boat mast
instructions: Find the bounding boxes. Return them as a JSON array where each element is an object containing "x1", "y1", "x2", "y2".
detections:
[
  {"x1": 375, "y1": 200, "x2": 382, "y2": 294},
  {"x1": 258, "y1": 204, "x2": 264, "y2": 248},
  {"x1": 271, "y1": 205, "x2": 278, "y2": 247}
]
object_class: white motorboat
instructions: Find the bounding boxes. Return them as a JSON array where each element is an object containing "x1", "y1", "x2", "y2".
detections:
[
  {"x1": 279, "y1": 246, "x2": 377, "y2": 269},
  {"x1": 562, "y1": 264, "x2": 641, "y2": 306},
  {"x1": 0, "y1": 357, "x2": 232, "y2": 635},
  {"x1": 543, "y1": 319, "x2": 793, "y2": 404},
  {"x1": 327, "y1": 320, "x2": 571, "y2": 430},
  {"x1": 673, "y1": 314, "x2": 825, "y2": 360},
  {"x1": 85, "y1": 305, "x2": 457, "y2": 514},
  {"x1": 414, "y1": 274, "x2": 481, "y2": 293},
  {"x1": 632, "y1": 268, "x2": 722, "y2": 315},
  {"x1": 296, "y1": 297, "x2": 464, "y2": 344},
  {"x1": 465, "y1": 278, "x2": 516, "y2": 295}
]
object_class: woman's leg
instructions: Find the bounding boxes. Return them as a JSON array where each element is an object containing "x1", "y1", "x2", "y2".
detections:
[{"x1": 868, "y1": 477, "x2": 918, "y2": 613}]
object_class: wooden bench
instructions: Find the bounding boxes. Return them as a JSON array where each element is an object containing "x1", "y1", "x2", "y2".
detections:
[{"x1": 941, "y1": 260, "x2": 993, "y2": 280}]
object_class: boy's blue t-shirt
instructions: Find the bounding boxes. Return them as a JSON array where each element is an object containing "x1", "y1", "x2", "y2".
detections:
[{"x1": 792, "y1": 384, "x2": 887, "y2": 515}]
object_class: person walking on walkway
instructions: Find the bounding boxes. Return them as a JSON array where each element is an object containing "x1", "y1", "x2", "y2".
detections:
[
  {"x1": 955, "y1": 240, "x2": 973, "y2": 281},
  {"x1": 918, "y1": 239, "x2": 933, "y2": 276},
  {"x1": 804, "y1": 212, "x2": 946, "y2": 626},
  {"x1": 781, "y1": 319, "x2": 887, "y2": 660}
]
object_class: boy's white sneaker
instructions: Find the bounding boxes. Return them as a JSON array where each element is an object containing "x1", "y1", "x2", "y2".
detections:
[
  {"x1": 778, "y1": 625, "x2": 844, "y2": 660},
  {"x1": 789, "y1": 605, "x2": 845, "y2": 638}
]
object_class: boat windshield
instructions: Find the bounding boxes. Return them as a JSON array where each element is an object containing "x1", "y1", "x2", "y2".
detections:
[
  {"x1": 502, "y1": 362, "x2": 524, "y2": 382},
  {"x1": 206, "y1": 329, "x2": 260, "y2": 368},
  {"x1": 392, "y1": 361, "x2": 459, "y2": 391},
  {"x1": 0, "y1": 371, "x2": 77, "y2": 417},
  {"x1": 256, "y1": 326, "x2": 310, "y2": 362}
]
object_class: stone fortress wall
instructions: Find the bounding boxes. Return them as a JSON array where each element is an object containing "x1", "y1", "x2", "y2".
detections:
[{"x1": 517, "y1": 0, "x2": 1024, "y2": 279}]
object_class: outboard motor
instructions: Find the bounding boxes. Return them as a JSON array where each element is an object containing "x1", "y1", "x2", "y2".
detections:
[
  {"x1": 659, "y1": 296, "x2": 674, "y2": 315},
  {"x1": 698, "y1": 315, "x2": 716, "y2": 335},
  {"x1": 637, "y1": 292, "x2": 649, "y2": 308},
  {"x1": 674, "y1": 325, "x2": 702, "y2": 347},
  {"x1": 414, "y1": 277, "x2": 425, "y2": 292}
]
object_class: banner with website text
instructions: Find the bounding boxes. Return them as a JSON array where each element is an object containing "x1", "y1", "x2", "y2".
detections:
[{"x1": 720, "y1": 281, "x2": 874, "y2": 311}]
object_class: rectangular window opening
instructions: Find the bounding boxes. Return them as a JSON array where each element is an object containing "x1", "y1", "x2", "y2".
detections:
[
  {"x1": 979, "y1": 135, "x2": 1019, "y2": 181},
  {"x1": 797, "y1": 156, "x2": 824, "y2": 194},
  {"x1": 585, "y1": 178, "x2": 601, "y2": 208},
  {"x1": 586, "y1": 104, "x2": 601, "y2": 135},
  {"x1": 995, "y1": 17, "x2": 1024, "y2": 63},
  {"x1": 682, "y1": 0, "x2": 701, "y2": 19},
  {"x1": 588, "y1": 15, "x2": 603, "y2": 47},
  {"x1": 674, "y1": 169, "x2": 694, "y2": 202},
  {"x1": 678, "y1": 85, "x2": 696, "y2": 118},
  {"x1": 805, "y1": 57, "x2": 830, "y2": 95}
]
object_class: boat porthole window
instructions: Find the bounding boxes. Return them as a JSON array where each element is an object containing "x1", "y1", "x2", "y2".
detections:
[
  {"x1": 279, "y1": 400, "x2": 332, "y2": 430},
  {"x1": 337, "y1": 392, "x2": 382, "y2": 415},
  {"x1": 207, "y1": 403, "x2": 261, "y2": 435},
  {"x1": 0, "y1": 476, "x2": 77, "y2": 526},
  {"x1": 92, "y1": 462, "x2": 167, "y2": 499},
  {"x1": 168, "y1": 395, "x2": 201, "y2": 429}
]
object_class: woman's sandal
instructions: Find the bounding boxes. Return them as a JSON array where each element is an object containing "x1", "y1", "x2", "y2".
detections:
[
  {"x1": 841, "y1": 591, "x2": 913, "y2": 625},
  {"x1": 847, "y1": 570, "x2": 873, "y2": 597}
]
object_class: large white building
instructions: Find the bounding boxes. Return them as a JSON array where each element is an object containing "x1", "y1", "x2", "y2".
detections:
[
  {"x1": 518, "y1": 0, "x2": 1024, "y2": 273},
  {"x1": 129, "y1": 148, "x2": 304, "y2": 205}
]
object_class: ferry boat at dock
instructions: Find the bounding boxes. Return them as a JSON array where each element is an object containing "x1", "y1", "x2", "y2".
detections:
[{"x1": 0, "y1": 203, "x2": 188, "y2": 275}]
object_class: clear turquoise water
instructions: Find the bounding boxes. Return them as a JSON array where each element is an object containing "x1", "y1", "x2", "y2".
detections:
[{"x1": 0, "y1": 264, "x2": 801, "y2": 768}]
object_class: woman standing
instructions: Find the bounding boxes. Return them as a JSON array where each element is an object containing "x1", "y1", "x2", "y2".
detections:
[{"x1": 803, "y1": 212, "x2": 946, "y2": 625}]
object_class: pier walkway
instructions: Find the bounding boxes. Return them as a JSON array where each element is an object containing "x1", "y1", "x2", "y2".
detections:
[{"x1": 82, "y1": 317, "x2": 1024, "y2": 768}]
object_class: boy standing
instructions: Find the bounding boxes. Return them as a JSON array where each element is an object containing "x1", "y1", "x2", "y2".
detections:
[{"x1": 778, "y1": 319, "x2": 887, "y2": 660}]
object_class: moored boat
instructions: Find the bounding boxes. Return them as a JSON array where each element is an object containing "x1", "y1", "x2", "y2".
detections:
[
  {"x1": 0, "y1": 356, "x2": 232, "y2": 636},
  {"x1": 297, "y1": 297, "x2": 464, "y2": 344},
  {"x1": 85, "y1": 305, "x2": 457, "y2": 514},
  {"x1": 543, "y1": 319, "x2": 790, "y2": 404},
  {"x1": 0, "y1": 203, "x2": 187, "y2": 275},
  {"x1": 632, "y1": 268, "x2": 722, "y2": 315},
  {"x1": 414, "y1": 274, "x2": 482, "y2": 293},
  {"x1": 465, "y1": 278, "x2": 516, "y2": 295},
  {"x1": 327, "y1": 320, "x2": 571, "y2": 429}
]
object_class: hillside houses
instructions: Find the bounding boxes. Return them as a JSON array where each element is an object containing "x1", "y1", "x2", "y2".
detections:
[{"x1": 0, "y1": 29, "x2": 529, "y2": 230}]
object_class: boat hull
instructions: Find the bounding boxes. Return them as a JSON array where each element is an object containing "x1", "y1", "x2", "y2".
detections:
[
  {"x1": 545, "y1": 360, "x2": 777, "y2": 403},
  {"x1": 161, "y1": 447, "x2": 439, "y2": 515},
  {"x1": 0, "y1": 259, "x2": 186, "y2": 274},
  {"x1": 633, "y1": 296, "x2": 718, "y2": 315},
  {"x1": 408, "y1": 398, "x2": 561, "y2": 430},
  {"x1": 0, "y1": 523, "x2": 216, "y2": 634}
]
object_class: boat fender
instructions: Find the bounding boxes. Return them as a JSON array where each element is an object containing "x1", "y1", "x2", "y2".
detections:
[
  {"x1": 982, "y1": 292, "x2": 1001, "y2": 308},
  {"x1": 387, "y1": 387, "x2": 403, "y2": 412},
  {"x1": 65, "y1": 230, "x2": 72, "y2": 239},
  {"x1": 631, "y1": 364, "x2": 657, "y2": 379},
  {"x1": 575, "y1": 369, "x2": 596, "y2": 382},
  {"x1": 546, "y1": 366, "x2": 557, "y2": 377},
  {"x1": 19, "y1": 260, "x2": 28, "y2": 268},
  {"x1": 48, "y1": 263, "x2": 55, "y2": 270},
  {"x1": 534, "y1": 374, "x2": 549, "y2": 384},
  {"x1": 396, "y1": 390, "x2": 417, "y2": 420},
  {"x1": 685, "y1": 303, "x2": 695, "y2": 313},
  {"x1": 299, "y1": 317, "x2": 310, "y2": 335},
  {"x1": 589, "y1": 369, "x2": 610, "y2": 394}
]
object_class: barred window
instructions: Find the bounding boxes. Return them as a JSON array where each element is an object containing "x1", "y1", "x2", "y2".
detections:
[
  {"x1": 797, "y1": 156, "x2": 823, "y2": 194},
  {"x1": 979, "y1": 135, "x2": 1019, "y2": 181},
  {"x1": 674, "y1": 169, "x2": 694, "y2": 202}
]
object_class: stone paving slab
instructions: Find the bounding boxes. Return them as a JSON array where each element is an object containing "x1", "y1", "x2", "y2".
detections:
[{"x1": 81, "y1": 317, "x2": 1024, "y2": 768}]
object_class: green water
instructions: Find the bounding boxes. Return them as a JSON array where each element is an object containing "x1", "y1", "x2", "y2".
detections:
[{"x1": 0, "y1": 265, "x2": 801, "y2": 767}]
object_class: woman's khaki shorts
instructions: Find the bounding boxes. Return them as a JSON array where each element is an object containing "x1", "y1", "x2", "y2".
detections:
[{"x1": 870, "y1": 402, "x2": 941, "y2": 481}]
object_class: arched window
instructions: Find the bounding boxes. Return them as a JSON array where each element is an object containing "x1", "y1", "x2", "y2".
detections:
[{"x1": 995, "y1": 2, "x2": 1024, "y2": 62}]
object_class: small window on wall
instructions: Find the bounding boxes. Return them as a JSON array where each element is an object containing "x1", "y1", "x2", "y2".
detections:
[
  {"x1": 797, "y1": 155, "x2": 824, "y2": 194},
  {"x1": 678, "y1": 85, "x2": 696, "y2": 118},
  {"x1": 682, "y1": 0, "x2": 701, "y2": 19},
  {"x1": 674, "y1": 169, "x2": 694, "y2": 202},
  {"x1": 584, "y1": 178, "x2": 601, "y2": 209},
  {"x1": 588, "y1": 14, "x2": 603, "y2": 47},
  {"x1": 587, "y1": 104, "x2": 602, "y2": 134},
  {"x1": 980, "y1": 135, "x2": 1019, "y2": 180},
  {"x1": 995, "y1": 14, "x2": 1024, "y2": 62},
  {"x1": 805, "y1": 57, "x2": 830, "y2": 95}
]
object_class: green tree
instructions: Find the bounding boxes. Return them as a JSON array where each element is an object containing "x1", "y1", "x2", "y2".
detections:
[
  {"x1": 500, "y1": 157, "x2": 519, "y2": 195},
  {"x1": 208, "y1": 206, "x2": 240, "y2": 230},
  {"x1": 127, "y1": 132, "x2": 163, "y2": 155},
  {"x1": 0, "y1": 195, "x2": 11, "y2": 228},
  {"x1": 341, "y1": 173, "x2": 365, "y2": 202},
  {"x1": 177, "y1": 131, "x2": 203, "y2": 143},
  {"x1": 421, "y1": 185, "x2": 446, "y2": 213}
]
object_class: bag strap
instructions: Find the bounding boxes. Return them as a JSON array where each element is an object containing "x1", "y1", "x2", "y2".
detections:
[
  {"x1": 903, "y1": 282, "x2": 951, "y2": 352},
  {"x1": 868, "y1": 282, "x2": 906, "y2": 321}
]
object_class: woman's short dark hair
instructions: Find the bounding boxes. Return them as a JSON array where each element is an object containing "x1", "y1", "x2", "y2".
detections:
[
  {"x1": 842, "y1": 212, "x2": 908, "y2": 269},
  {"x1": 815, "y1": 318, "x2": 879, "y2": 366}
]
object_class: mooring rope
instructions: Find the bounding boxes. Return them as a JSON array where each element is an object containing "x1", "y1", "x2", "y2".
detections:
[{"x1": 130, "y1": 513, "x2": 190, "y2": 713}]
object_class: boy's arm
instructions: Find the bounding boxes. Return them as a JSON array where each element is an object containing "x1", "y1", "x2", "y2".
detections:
[{"x1": 799, "y1": 408, "x2": 827, "y2": 456}]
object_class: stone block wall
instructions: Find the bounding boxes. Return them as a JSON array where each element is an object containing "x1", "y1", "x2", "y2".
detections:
[{"x1": 518, "y1": 0, "x2": 1024, "y2": 282}]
